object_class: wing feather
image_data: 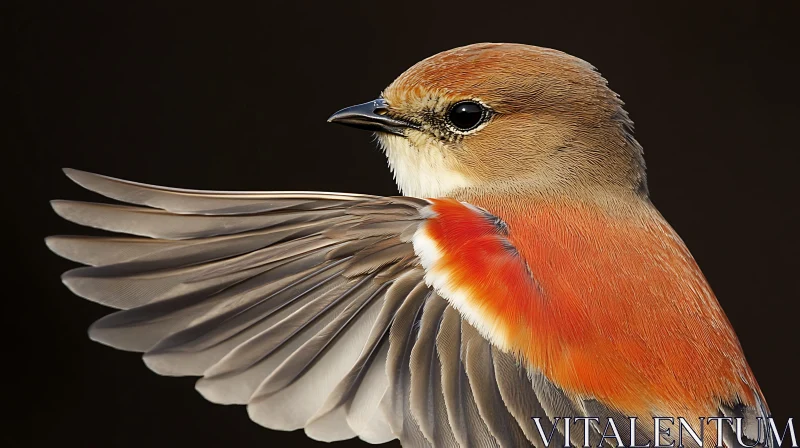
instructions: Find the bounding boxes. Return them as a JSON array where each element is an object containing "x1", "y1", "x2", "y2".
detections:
[
  {"x1": 409, "y1": 293, "x2": 457, "y2": 447},
  {"x1": 462, "y1": 325, "x2": 529, "y2": 448},
  {"x1": 492, "y1": 347, "x2": 565, "y2": 447},
  {"x1": 304, "y1": 270, "x2": 422, "y2": 442},
  {"x1": 381, "y1": 280, "x2": 433, "y2": 447},
  {"x1": 52, "y1": 200, "x2": 351, "y2": 239},
  {"x1": 62, "y1": 168, "x2": 374, "y2": 213},
  {"x1": 437, "y1": 307, "x2": 499, "y2": 448},
  {"x1": 246, "y1": 274, "x2": 387, "y2": 431}
]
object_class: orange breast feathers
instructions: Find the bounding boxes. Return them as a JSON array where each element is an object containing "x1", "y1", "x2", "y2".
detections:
[{"x1": 413, "y1": 197, "x2": 762, "y2": 418}]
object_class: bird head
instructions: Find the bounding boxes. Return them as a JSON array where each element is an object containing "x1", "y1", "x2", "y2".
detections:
[{"x1": 329, "y1": 43, "x2": 647, "y2": 199}]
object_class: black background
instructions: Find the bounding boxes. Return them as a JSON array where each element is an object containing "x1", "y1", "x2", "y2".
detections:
[{"x1": 6, "y1": 1, "x2": 799, "y2": 447}]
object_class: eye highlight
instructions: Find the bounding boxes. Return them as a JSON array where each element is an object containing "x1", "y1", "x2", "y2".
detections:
[{"x1": 447, "y1": 101, "x2": 487, "y2": 132}]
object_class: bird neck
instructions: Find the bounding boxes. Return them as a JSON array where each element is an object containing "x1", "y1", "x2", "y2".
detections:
[
  {"x1": 522, "y1": 114, "x2": 649, "y2": 200},
  {"x1": 448, "y1": 127, "x2": 652, "y2": 215},
  {"x1": 449, "y1": 137, "x2": 650, "y2": 209},
  {"x1": 450, "y1": 178, "x2": 653, "y2": 218}
]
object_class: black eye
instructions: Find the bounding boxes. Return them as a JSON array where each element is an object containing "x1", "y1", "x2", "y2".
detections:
[{"x1": 447, "y1": 101, "x2": 486, "y2": 131}]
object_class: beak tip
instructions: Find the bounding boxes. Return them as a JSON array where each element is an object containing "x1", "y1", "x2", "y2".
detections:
[{"x1": 326, "y1": 110, "x2": 346, "y2": 124}]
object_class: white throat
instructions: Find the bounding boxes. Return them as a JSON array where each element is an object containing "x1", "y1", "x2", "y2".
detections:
[{"x1": 377, "y1": 134, "x2": 473, "y2": 198}]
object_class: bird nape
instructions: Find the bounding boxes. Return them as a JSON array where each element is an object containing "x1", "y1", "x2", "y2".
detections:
[{"x1": 48, "y1": 43, "x2": 772, "y2": 448}]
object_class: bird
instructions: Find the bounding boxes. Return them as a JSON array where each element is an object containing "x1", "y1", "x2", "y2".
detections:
[{"x1": 47, "y1": 43, "x2": 771, "y2": 448}]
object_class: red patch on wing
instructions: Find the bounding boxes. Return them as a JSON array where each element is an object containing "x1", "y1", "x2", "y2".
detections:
[{"x1": 421, "y1": 199, "x2": 542, "y2": 347}]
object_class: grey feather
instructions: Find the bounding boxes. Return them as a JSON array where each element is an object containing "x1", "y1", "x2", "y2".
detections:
[
  {"x1": 530, "y1": 368, "x2": 596, "y2": 447},
  {"x1": 144, "y1": 259, "x2": 350, "y2": 359},
  {"x1": 311, "y1": 270, "x2": 422, "y2": 412},
  {"x1": 462, "y1": 325, "x2": 529, "y2": 448},
  {"x1": 409, "y1": 293, "x2": 457, "y2": 447},
  {"x1": 247, "y1": 276, "x2": 388, "y2": 431},
  {"x1": 196, "y1": 276, "x2": 358, "y2": 404},
  {"x1": 51, "y1": 200, "x2": 349, "y2": 240},
  {"x1": 326, "y1": 219, "x2": 420, "y2": 241},
  {"x1": 87, "y1": 265, "x2": 305, "y2": 351},
  {"x1": 62, "y1": 168, "x2": 375, "y2": 214},
  {"x1": 147, "y1": 272, "x2": 353, "y2": 377},
  {"x1": 375, "y1": 255, "x2": 417, "y2": 281},
  {"x1": 492, "y1": 347, "x2": 564, "y2": 447},
  {"x1": 304, "y1": 271, "x2": 423, "y2": 441},
  {"x1": 45, "y1": 235, "x2": 191, "y2": 267},
  {"x1": 250, "y1": 273, "x2": 386, "y2": 397},
  {"x1": 382, "y1": 279, "x2": 432, "y2": 448},
  {"x1": 45, "y1": 218, "x2": 341, "y2": 268},
  {"x1": 326, "y1": 236, "x2": 386, "y2": 260},
  {"x1": 343, "y1": 239, "x2": 414, "y2": 277},
  {"x1": 200, "y1": 274, "x2": 359, "y2": 379},
  {"x1": 63, "y1": 241, "x2": 337, "y2": 310},
  {"x1": 437, "y1": 307, "x2": 498, "y2": 448}
]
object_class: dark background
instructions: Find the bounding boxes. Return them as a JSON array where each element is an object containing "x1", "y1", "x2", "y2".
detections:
[{"x1": 6, "y1": 1, "x2": 799, "y2": 446}]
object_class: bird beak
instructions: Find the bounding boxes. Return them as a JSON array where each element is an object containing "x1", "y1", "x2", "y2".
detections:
[{"x1": 327, "y1": 99, "x2": 416, "y2": 136}]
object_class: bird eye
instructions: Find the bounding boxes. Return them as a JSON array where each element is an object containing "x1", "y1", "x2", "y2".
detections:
[{"x1": 447, "y1": 101, "x2": 486, "y2": 132}]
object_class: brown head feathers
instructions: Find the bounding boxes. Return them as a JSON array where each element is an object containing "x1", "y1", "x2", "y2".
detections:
[{"x1": 378, "y1": 43, "x2": 647, "y2": 200}]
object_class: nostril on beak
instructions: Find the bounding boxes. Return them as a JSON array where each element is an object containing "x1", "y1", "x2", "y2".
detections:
[{"x1": 373, "y1": 98, "x2": 391, "y2": 116}]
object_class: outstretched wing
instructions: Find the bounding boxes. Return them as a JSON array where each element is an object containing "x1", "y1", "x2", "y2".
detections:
[{"x1": 48, "y1": 169, "x2": 579, "y2": 447}]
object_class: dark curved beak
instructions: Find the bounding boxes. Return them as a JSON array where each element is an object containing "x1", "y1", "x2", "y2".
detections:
[{"x1": 327, "y1": 99, "x2": 416, "y2": 136}]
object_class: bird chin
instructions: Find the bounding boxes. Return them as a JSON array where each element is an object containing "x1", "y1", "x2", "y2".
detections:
[{"x1": 376, "y1": 132, "x2": 473, "y2": 199}]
